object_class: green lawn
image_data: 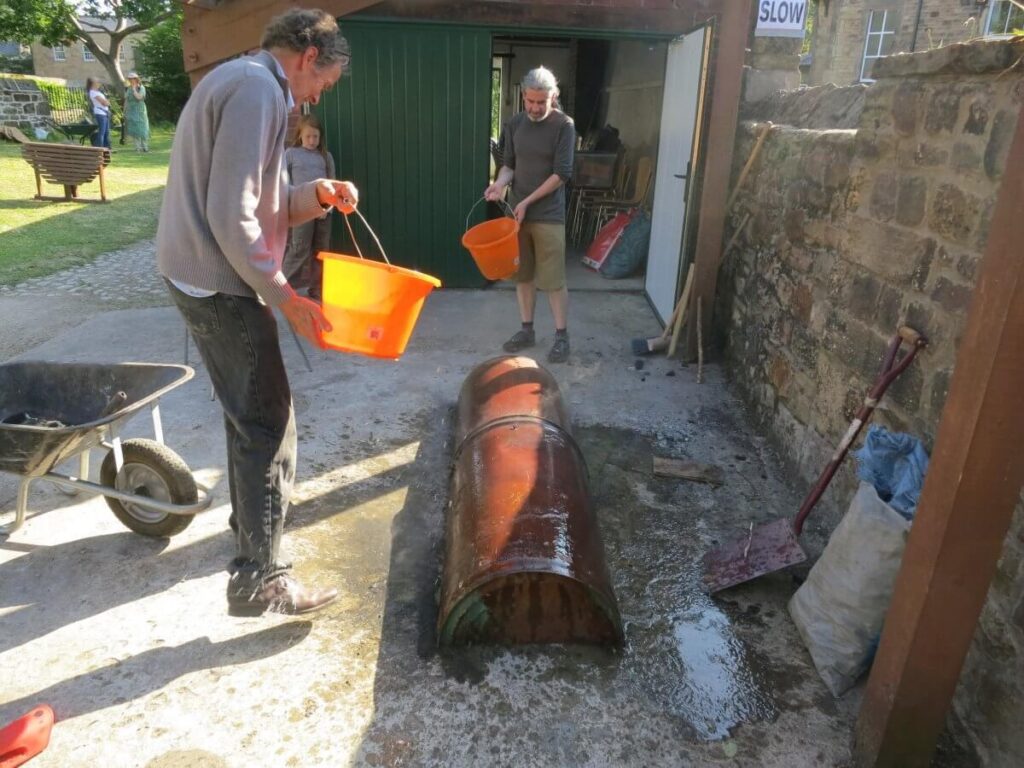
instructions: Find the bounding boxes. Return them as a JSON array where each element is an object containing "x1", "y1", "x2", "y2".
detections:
[{"x1": 0, "y1": 127, "x2": 174, "y2": 286}]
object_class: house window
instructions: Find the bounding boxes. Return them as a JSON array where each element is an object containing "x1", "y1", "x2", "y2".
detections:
[
  {"x1": 860, "y1": 9, "x2": 897, "y2": 83},
  {"x1": 119, "y1": 45, "x2": 127, "y2": 63},
  {"x1": 985, "y1": 1, "x2": 1024, "y2": 36},
  {"x1": 52, "y1": 44, "x2": 66, "y2": 62},
  {"x1": 82, "y1": 45, "x2": 94, "y2": 62}
]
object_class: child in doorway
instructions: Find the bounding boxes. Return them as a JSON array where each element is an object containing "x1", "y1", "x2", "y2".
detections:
[{"x1": 283, "y1": 113, "x2": 336, "y2": 300}]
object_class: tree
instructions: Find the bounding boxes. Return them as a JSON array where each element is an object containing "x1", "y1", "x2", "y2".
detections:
[
  {"x1": 134, "y1": 10, "x2": 189, "y2": 122},
  {"x1": 0, "y1": 1, "x2": 176, "y2": 88}
]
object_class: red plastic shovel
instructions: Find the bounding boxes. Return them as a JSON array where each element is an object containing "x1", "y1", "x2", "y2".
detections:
[{"x1": 0, "y1": 705, "x2": 54, "y2": 768}]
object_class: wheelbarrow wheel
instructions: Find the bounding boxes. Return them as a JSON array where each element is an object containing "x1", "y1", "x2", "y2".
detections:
[{"x1": 99, "y1": 438, "x2": 198, "y2": 538}]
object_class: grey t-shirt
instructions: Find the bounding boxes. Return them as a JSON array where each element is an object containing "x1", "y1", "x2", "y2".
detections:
[{"x1": 503, "y1": 109, "x2": 575, "y2": 224}]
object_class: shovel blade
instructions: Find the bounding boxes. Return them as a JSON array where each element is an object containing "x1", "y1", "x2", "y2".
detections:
[{"x1": 703, "y1": 517, "x2": 807, "y2": 594}]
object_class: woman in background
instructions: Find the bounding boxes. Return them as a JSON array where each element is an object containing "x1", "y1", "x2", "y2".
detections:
[
  {"x1": 124, "y1": 72, "x2": 150, "y2": 152},
  {"x1": 86, "y1": 77, "x2": 111, "y2": 150}
]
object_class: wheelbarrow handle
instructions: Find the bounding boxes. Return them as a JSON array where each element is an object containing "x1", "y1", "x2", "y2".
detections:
[{"x1": 792, "y1": 326, "x2": 927, "y2": 536}]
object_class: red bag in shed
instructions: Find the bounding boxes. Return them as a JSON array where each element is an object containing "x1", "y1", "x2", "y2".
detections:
[{"x1": 582, "y1": 209, "x2": 637, "y2": 271}]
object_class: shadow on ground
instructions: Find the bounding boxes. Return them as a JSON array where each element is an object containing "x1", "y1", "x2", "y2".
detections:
[
  {"x1": 0, "y1": 188, "x2": 165, "y2": 286},
  {"x1": 1, "y1": 621, "x2": 312, "y2": 722}
]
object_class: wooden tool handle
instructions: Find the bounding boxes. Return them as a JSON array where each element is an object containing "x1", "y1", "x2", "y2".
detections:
[{"x1": 668, "y1": 264, "x2": 696, "y2": 358}]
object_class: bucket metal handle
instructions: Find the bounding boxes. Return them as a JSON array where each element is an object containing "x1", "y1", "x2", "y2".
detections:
[
  {"x1": 342, "y1": 207, "x2": 390, "y2": 265},
  {"x1": 465, "y1": 196, "x2": 516, "y2": 233}
]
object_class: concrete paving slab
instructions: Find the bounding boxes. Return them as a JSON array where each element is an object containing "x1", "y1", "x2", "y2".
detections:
[{"x1": 0, "y1": 284, "x2": 859, "y2": 767}]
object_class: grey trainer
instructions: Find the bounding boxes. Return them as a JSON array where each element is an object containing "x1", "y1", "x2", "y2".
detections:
[
  {"x1": 547, "y1": 335, "x2": 570, "y2": 363},
  {"x1": 503, "y1": 328, "x2": 536, "y2": 353}
]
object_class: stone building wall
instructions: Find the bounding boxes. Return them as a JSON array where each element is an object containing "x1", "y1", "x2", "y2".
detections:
[
  {"x1": 809, "y1": 0, "x2": 989, "y2": 86},
  {"x1": 721, "y1": 38, "x2": 1024, "y2": 765},
  {"x1": 31, "y1": 33, "x2": 143, "y2": 87},
  {"x1": 0, "y1": 77, "x2": 50, "y2": 132},
  {"x1": 916, "y1": 0, "x2": 990, "y2": 47}
]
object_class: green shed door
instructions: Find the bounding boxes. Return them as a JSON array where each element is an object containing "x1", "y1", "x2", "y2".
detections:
[{"x1": 318, "y1": 21, "x2": 492, "y2": 288}]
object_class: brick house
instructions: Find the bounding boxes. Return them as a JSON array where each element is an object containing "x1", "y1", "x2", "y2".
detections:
[
  {"x1": 808, "y1": 0, "x2": 1024, "y2": 84},
  {"x1": 30, "y1": 17, "x2": 143, "y2": 87}
]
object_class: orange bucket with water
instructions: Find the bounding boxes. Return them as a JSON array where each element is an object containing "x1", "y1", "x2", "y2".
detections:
[
  {"x1": 461, "y1": 197, "x2": 520, "y2": 280},
  {"x1": 318, "y1": 211, "x2": 441, "y2": 360}
]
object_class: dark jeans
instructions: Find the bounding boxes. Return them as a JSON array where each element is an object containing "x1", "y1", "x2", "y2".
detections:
[
  {"x1": 166, "y1": 280, "x2": 296, "y2": 585},
  {"x1": 92, "y1": 113, "x2": 111, "y2": 149}
]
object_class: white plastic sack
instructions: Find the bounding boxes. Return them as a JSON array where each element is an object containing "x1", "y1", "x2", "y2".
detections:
[
  {"x1": 788, "y1": 482, "x2": 911, "y2": 696},
  {"x1": 34, "y1": 127, "x2": 49, "y2": 140}
]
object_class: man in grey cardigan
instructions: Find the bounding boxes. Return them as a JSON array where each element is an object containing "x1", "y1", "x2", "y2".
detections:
[{"x1": 157, "y1": 9, "x2": 356, "y2": 616}]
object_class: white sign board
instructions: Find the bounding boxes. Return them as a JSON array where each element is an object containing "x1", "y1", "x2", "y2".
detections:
[{"x1": 755, "y1": 0, "x2": 808, "y2": 38}]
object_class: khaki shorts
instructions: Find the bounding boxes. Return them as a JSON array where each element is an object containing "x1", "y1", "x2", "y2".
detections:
[{"x1": 515, "y1": 222, "x2": 566, "y2": 291}]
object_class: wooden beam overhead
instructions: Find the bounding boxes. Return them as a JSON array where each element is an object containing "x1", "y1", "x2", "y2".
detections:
[
  {"x1": 181, "y1": 0, "x2": 381, "y2": 75},
  {"x1": 181, "y1": 0, "x2": 730, "y2": 76},
  {"x1": 346, "y1": 1, "x2": 717, "y2": 33},
  {"x1": 853, "y1": 109, "x2": 1024, "y2": 767},
  {"x1": 175, "y1": 0, "x2": 224, "y2": 10}
]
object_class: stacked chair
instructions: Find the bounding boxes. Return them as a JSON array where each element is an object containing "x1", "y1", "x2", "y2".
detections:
[{"x1": 573, "y1": 155, "x2": 653, "y2": 247}]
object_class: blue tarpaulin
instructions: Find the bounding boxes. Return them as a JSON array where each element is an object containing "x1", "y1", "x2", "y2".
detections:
[{"x1": 853, "y1": 425, "x2": 930, "y2": 520}]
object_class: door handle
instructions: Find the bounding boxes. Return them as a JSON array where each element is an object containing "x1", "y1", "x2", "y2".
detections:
[{"x1": 674, "y1": 173, "x2": 687, "y2": 179}]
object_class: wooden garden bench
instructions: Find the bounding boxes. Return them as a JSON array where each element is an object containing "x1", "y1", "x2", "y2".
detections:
[{"x1": 20, "y1": 141, "x2": 111, "y2": 203}]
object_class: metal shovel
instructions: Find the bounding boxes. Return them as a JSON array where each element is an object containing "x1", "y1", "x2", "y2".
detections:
[{"x1": 703, "y1": 326, "x2": 927, "y2": 594}]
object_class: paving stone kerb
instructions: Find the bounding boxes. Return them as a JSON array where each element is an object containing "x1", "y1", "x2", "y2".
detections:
[
  {"x1": 720, "y1": 37, "x2": 1024, "y2": 765},
  {"x1": 0, "y1": 240, "x2": 167, "y2": 309}
]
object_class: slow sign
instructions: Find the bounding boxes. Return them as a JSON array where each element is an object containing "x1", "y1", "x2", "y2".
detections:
[{"x1": 755, "y1": 0, "x2": 808, "y2": 38}]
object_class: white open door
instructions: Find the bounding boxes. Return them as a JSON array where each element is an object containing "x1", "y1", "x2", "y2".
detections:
[{"x1": 644, "y1": 26, "x2": 711, "y2": 325}]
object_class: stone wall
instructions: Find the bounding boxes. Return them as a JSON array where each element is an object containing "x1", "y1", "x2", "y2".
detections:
[
  {"x1": 720, "y1": 38, "x2": 1024, "y2": 765},
  {"x1": 0, "y1": 77, "x2": 50, "y2": 132},
  {"x1": 809, "y1": 0, "x2": 988, "y2": 86}
]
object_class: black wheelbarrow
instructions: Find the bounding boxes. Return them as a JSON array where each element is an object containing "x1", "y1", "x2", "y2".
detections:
[{"x1": 0, "y1": 361, "x2": 212, "y2": 538}]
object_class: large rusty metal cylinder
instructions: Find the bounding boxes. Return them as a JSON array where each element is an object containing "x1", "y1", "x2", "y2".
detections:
[{"x1": 438, "y1": 356, "x2": 623, "y2": 646}]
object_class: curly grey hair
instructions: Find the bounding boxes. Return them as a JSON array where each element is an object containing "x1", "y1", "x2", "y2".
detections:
[
  {"x1": 261, "y1": 9, "x2": 351, "y2": 71},
  {"x1": 521, "y1": 66, "x2": 559, "y2": 94}
]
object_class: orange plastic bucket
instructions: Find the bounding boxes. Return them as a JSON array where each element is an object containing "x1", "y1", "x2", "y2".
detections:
[
  {"x1": 461, "y1": 197, "x2": 520, "y2": 280},
  {"x1": 318, "y1": 253, "x2": 441, "y2": 359}
]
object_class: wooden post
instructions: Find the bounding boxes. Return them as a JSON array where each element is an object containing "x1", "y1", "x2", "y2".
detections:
[
  {"x1": 684, "y1": 0, "x2": 753, "y2": 359},
  {"x1": 853, "y1": 111, "x2": 1024, "y2": 767}
]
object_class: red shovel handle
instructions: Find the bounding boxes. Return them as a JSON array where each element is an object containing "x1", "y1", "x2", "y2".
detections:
[{"x1": 792, "y1": 327, "x2": 928, "y2": 536}]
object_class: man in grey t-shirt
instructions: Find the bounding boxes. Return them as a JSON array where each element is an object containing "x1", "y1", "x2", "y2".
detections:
[{"x1": 485, "y1": 66, "x2": 575, "y2": 363}]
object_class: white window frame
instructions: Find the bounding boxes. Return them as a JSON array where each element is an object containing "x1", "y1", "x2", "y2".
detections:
[
  {"x1": 984, "y1": 0, "x2": 1024, "y2": 37},
  {"x1": 859, "y1": 9, "x2": 897, "y2": 83},
  {"x1": 52, "y1": 44, "x2": 66, "y2": 62},
  {"x1": 82, "y1": 44, "x2": 95, "y2": 62}
]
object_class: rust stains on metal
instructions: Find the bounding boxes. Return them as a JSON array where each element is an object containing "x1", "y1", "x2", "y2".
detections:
[{"x1": 439, "y1": 356, "x2": 623, "y2": 646}]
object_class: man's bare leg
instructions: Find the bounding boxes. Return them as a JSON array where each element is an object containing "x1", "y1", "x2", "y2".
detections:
[{"x1": 503, "y1": 281, "x2": 539, "y2": 352}]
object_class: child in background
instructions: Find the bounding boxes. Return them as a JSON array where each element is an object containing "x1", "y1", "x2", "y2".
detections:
[{"x1": 283, "y1": 114, "x2": 335, "y2": 300}]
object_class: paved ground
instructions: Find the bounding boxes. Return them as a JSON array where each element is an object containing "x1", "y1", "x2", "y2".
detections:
[
  {"x1": 0, "y1": 243, "x2": 862, "y2": 767},
  {"x1": 0, "y1": 240, "x2": 166, "y2": 363}
]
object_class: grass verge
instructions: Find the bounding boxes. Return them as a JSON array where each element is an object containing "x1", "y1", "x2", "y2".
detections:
[{"x1": 0, "y1": 126, "x2": 173, "y2": 286}]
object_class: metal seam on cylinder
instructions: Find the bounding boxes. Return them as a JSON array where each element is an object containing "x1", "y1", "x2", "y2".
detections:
[{"x1": 450, "y1": 413, "x2": 588, "y2": 471}]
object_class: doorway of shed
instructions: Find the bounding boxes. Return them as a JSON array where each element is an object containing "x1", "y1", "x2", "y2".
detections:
[{"x1": 490, "y1": 32, "x2": 707, "y2": 320}]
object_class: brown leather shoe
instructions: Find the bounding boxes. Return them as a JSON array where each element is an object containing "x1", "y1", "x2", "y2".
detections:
[{"x1": 227, "y1": 573, "x2": 338, "y2": 617}]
